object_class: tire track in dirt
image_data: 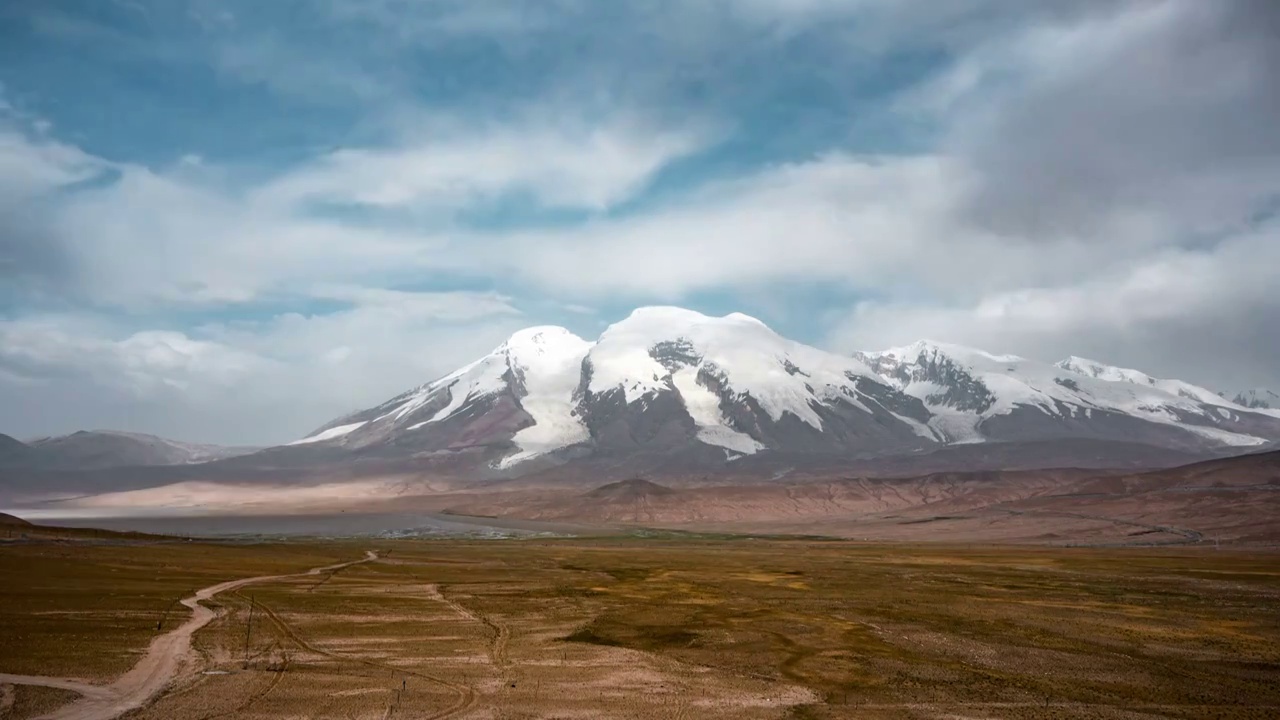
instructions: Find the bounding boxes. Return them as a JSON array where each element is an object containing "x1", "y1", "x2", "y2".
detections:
[
  {"x1": 194, "y1": 663, "x2": 286, "y2": 720},
  {"x1": 187, "y1": 590, "x2": 291, "y2": 720},
  {"x1": 424, "y1": 585, "x2": 510, "y2": 670},
  {"x1": 428, "y1": 583, "x2": 702, "y2": 719},
  {"x1": 252, "y1": 597, "x2": 477, "y2": 720},
  {"x1": 0, "y1": 552, "x2": 377, "y2": 720}
]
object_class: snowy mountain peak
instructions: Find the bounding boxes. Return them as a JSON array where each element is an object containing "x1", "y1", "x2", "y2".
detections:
[
  {"x1": 294, "y1": 325, "x2": 593, "y2": 456},
  {"x1": 608, "y1": 306, "x2": 775, "y2": 336},
  {"x1": 724, "y1": 311, "x2": 768, "y2": 326},
  {"x1": 872, "y1": 340, "x2": 1024, "y2": 367},
  {"x1": 291, "y1": 308, "x2": 1280, "y2": 470},
  {"x1": 575, "y1": 308, "x2": 933, "y2": 455},
  {"x1": 499, "y1": 325, "x2": 590, "y2": 355},
  {"x1": 498, "y1": 327, "x2": 593, "y2": 468},
  {"x1": 587, "y1": 306, "x2": 796, "y2": 402},
  {"x1": 1056, "y1": 356, "x2": 1154, "y2": 385},
  {"x1": 858, "y1": 344, "x2": 1280, "y2": 446},
  {"x1": 1055, "y1": 356, "x2": 1236, "y2": 409}
]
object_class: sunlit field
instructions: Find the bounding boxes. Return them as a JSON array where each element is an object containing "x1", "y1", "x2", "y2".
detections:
[{"x1": 2, "y1": 537, "x2": 1278, "y2": 719}]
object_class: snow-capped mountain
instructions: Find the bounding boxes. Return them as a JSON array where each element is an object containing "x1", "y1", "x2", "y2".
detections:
[
  {"x1": 292, "y1": 326, "x2": 594, "y2": 467},
  {"x1": 856, "y1": 343, "x2": 1280, "y2": 449},
  {"x1": 295, "y1": 308, "x2": 934, "y2": 465},
  {"x1": 574, "y1": 307, "x2": 932, "y2": 456},
  {"x1": 1227, "y1": 388, "x2": 1279, "y2": 410},
  {"x1": 1055, "y1": 357, "x2": 1234, "y2": 407},
  {"x1": 292, "y1": 308, "x2": 1280, "y2": 471}
]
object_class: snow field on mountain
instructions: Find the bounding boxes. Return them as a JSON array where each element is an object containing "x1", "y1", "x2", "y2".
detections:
[
  {"x1": 864, "y1": 342, "x2": 1275, "y2": 446},
  {"x1": 588, "y1": 307, "x2": 883, "y2": 431},
  {"x1": 291, "y1": 306, "x2": 1280, "y2": 464},
  {"x1": 670, "y1": 367, "x2": 764, "y2": 455},
  {"x1": 500, "y1": 327, "x2": 594, "y2": 468},
  {"x1": 288, "y1": 421, "x2": 367, "y2": 445}
]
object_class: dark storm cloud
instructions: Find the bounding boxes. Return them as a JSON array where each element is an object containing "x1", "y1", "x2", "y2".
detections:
[
  {"x1": 958, "y1": 0, "x2": 1280, "y2": 239},
  {"x1": 0, "y1": 203, "x2": 75, "y2": 298},
  {"x1": 827, "y1": 1, "x2": 1280, "y2": 395}
]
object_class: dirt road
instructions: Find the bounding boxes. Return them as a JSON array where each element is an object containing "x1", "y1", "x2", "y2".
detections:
[{"x1": 0, "y1": 551, "x2": 376, "y2": 720}]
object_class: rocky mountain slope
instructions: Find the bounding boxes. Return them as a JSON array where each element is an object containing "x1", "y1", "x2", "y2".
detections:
[
  {"x1": 856, "y1": 343, "x2": 1280, "y2": 450},
  {"x1": 291, "y1": 307, "x2": 1280, "y2": 471},
  {"x1": 1229, "y1": 388, "x2": 1279, "y2": 409},
  {"x1": 442, "y1": 450, "x2": 1280, "y2": 546}
]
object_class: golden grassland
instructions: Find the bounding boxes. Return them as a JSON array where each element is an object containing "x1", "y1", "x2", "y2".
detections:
[
  {"x1": 0, "y1": 540, "x2": 354, "y2": 678},
  {"x1": 1, "y1": 536, "x2": 1279, "y2": 719}
]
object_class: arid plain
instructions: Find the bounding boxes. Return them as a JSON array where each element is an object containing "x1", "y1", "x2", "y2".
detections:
[{"x1": 2, "y1": 529, "x2": 1279, "y2": 720}]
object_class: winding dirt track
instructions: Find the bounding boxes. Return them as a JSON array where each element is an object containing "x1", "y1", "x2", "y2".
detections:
[{"x1": 0, "y1": 551, "x2": 376, "y2": 720}]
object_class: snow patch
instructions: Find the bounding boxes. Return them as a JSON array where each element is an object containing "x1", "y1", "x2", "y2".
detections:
[
  {"x1": 1176, "y1": 424, "x2": 1268, "y2": 447},
  {"x1": 586, "y1": 306, "x2": 882, "y2": 432},
  {"x1": 289, "y1": 421, "x2": 367, "y2": 445},
  {"x1": 670, "y1": 367, "x2": 764, "y2": 455},
  {"x1": 1057, "y1": 357, "x2": 1242, "y2": 409},
  {"x1": 499, "y1": 327, "x2": 593, "y2": 468}
]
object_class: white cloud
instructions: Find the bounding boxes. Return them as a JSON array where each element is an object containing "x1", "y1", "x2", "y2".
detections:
[
  {"x1": 4, "y1": 108, "x2": 711, "y2": 310},
  {"x1": 0, "y1": 122, "x2": 108, "y2": 201},
  {"x1": 826, "y1": 221, "x2": 1280, "y2": 391},
  {"x1": 469, "y1": 153, "x2": 1163, "y2": 301},
  {"x1": 0, "y1": 315, "x2": 270, "y2": 398},
  {"x1": 4, "y1": 89, "x2": 737, "y2": 311},
  {"x1": 0, "y1": 291, "x2": 528, "y2": 444},
  {"x1": 938, "y1": 0, "x2": 1280, "y2": 239},
  {"x1": 257, "y1": 116, "x2": 710, "y2": 212},
  {"x1": 46, "y1": 162, "x2": 445, "y2": 307},
  {"x1": 3, "y1": 0, "x2": 1278, "y2": 443},
  {"x1": 306, "y1": 286, "x2": 520, "y2": 320}
]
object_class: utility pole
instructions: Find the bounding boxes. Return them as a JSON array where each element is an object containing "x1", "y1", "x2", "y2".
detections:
[
  {"x1": 157, "y1": 596, "x2": 175, "y2": 631},
  {"x1": 243, "y1": 595, "x2": 255, "y2": 667}
]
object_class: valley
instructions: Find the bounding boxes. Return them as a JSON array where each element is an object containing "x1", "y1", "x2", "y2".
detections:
[
  {"x1": 2, "y1": 536, "x2": 1279, "y2": 719},
  {"x1": 9, "y1": 2, "x2": 1279, "y2": 718},
  {"x1": 3, "y1": 310, "x2": 1278, "y2": 720}
]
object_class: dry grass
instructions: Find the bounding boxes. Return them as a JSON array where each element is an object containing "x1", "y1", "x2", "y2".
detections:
[
  {"x1": 2, "y1": 538, "x2": 1278, "y2": 718},
  {"x1": 3, "y1": 684, "x2": 82, "y2": 720},
  {"x1": 0, "y1": 541, "x2": 353, "y2": 677}
]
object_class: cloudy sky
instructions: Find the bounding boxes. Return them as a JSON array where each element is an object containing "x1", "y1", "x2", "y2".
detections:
[{"x1": 2, "y1": 0, "x2": 1277, "y2": 445}]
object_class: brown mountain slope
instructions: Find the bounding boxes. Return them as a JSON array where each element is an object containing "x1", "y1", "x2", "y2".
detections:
[
  {"x1": 0, "y1": 511, "x2": 32, "y2": 527},
  {"x1": 441, "y1": 452, "x2": 1280, "y2": 546}
]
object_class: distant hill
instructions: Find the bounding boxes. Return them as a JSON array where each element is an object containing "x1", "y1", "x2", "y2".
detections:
[
  {"x1": 583, "y1": 478, "x2": 677, "y2": 503},
  {"x1": 0, "y1": 433, "x2": 32, "y2": 460},
  {"x1": 0, "y1": 511, "x2": 32, "y2": 526},
  {"x1": 11, "y1": 430, "x2": 258, "y2": 471},
  {"x1": 441, "y1": 450, "x2": 1280, "y2": 546}
]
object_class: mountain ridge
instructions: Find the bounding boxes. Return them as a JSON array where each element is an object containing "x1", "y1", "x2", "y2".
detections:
[
  {"x1": 5, "y1": 308, "x2": 1273, "y2": 478},
  {"x1": 2, "y1": 430, "x2": 259, "y2": 471},
  {"x1": 289, "y1": 307, "x2": 1280, "y2": 471},
  {"x1": 1228, "y1": 388, "x2": 1279, "y2": 410}
]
